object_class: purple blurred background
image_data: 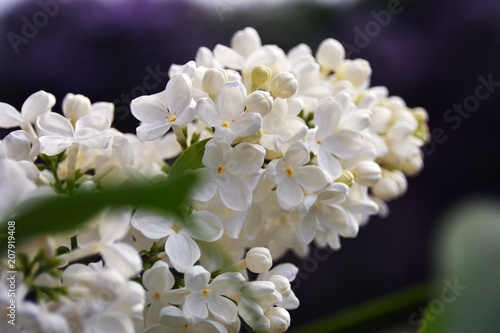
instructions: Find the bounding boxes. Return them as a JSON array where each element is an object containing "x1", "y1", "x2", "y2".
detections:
[{"x1": 1, "y1": 0, "x2": 500, "y2": 331}]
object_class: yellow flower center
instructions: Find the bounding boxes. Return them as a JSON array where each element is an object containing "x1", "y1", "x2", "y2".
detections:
[
  {"x1": 168, "y1": 114, "x2": 177, "y2": 123},
  {"x1": 202, "y1": 288, "x2": 211, "y2": 296},
  {"x1": 217, "y1": 165, "x2": 225, "y2": 174},
  {"x1": 172, "y1": 225, "x2": 181, "y2": 233},
  {"x1": 153, "y1": 292, "x2": 161, "y2": 299},
  {"x1": 222, "y1": 120, "x2": 230, "y2": 128},
  {"x1": 286, "y1": 167, "x2": 294, "y2": 177}
]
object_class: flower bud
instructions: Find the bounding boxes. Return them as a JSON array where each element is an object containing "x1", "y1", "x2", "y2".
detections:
[
  {"x1": 245, "y1": 247, "x2": 273, "y2": 273},
  {"x1": 246, "y1": 90, "x2": 273, "y2": 116},
  {"x1": 62, "y1": 93, "x2": 91, "y2": 122},
  {"x1": 372, "y1": 170, "x2": 407, "y2": 201},
  {"x1": 316, "y1": 38, "x2": 345, "y2": 71},
  {"x1": 251, "y1": 65, "x2": 272, "y2": 90},
  {"x1": 202, "y1": 68, "x2": 228, "y2": 96},
  {"x1": 353, "y1": 161, "x2": 382, "y2": 186},
  {"x1": 336, "y1": 59, "x2": 372, "y2": 87},
  {"x1": 265, "y1": 307, "x2": 291, "y2": 333},
  {"x1": 401, "y1": 153, "x2": 423, "y2": 176},
  {"x1": 231, "y1": 27, "x2": 262, "y2": 58},
  {"x1": 268, "y1": 275, "x2": 291, "y2": 298},
  {"x1": 270, "y1": 73, "x2": 298, "y2": 99},
  {"x1": 335, "y1": 170, "x2": 354, "y2": 187}
]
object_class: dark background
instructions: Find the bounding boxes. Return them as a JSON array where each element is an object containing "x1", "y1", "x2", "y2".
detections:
[{"x1": 1, "y1": 0, "x2": 499, "y2": 331}]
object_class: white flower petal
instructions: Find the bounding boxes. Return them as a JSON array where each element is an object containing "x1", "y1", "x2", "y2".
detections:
[
  {"x1": 218, "y1": 174, "x2": 252, "y2": 211},
  {"x1": 295, "y1": 165, "x2": 328, "y2": 191},
  {"x1": 317, "y1": 147, "x2": 342, "y2": 180},
  {"x1": 21, "y1": 90, "x2": 56, "y2": 123},
  {"x1": 98, "y1": 209, "x2": 131, "y2": 243},
  {"x1": 315, "y1": 98, "x2": 341, "y2": 138},
  {"x1": 136, "y1": 120, "x2": 171, "y2": 141},
  {"x1": 101, "y1": 243, "x2": 142, "y2": 277},
  {"x1": 196, "y1": 98, "x2": 220, "y2": 128},
  {"x1": 277, "y1": 177, "x2": 304, "y2": 208},
  {"x1": 75, "y1": 114, "x2": 110, "y2": 134},
  {"x1": 1, "y1": 130, "x2": 31, "y2": 161},
  {"x1": 165, "y1": 233, "x2": 201, "y2": 273},
  {"x1": 213, "y1": 44, "x2": 245, "y2": 70},
  {"x1": 0, "y1": 102, "x2": 23, "y2": 128},
  {"x1": 131, "y1": 94, "x2": 167, "y2": 123},
  {"x1": 226, "y1": 143, "x2": 265, "y2": 175},
  {"x1": 230, "y1": 112, "x2": 262, "y2": 137},
  {"x1": 184, "y1": 293, "x2": 209, "y2": 319},
  {"x1": 89, "y1": 314, "x2": 134, "y2": 333},
  {"x1": 210, "y1": 272, "x2": 245, "y2": 296},
  {"x1": 183, "y1": 211, "x2": 223, "y2": 242},
  {"x1": 38, "y1": 136, "x2": 73, "y2": 155},
  {"x1": 324, "y1": 129, "x2": 364, "y2": 159},
  {"x1": 207, "y1": 296, "x2": 238, "y2": 323},
  {"x1": 91, "y1": 101, "x2": 115, "y2": 122},
  {"x1": 298, "y1": 211, "x2": 316, "y2": 244},
  {"x1": 318, "y1": 204, "x2": 348, "y2": 230},
  {"x1": 165, "y1": 73, "x2": 192, "y2": 114},
  {"x1": 216, "y1": 81, "x2": 246, "y2": 120},
  {"x1": 284, "y1": 141, "x2": 310, "y2": 167},
  {"x1": 131, "y1": 210, "x2": 174, "y2": 239},
  {"x1": 36, "y1": 112, "x2": 74, "y2": 138},
  {"x1": 143, "y1": 261, "x2": 175, "y2": 293}
]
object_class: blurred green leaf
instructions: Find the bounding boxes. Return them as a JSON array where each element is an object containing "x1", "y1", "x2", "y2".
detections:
[
  {"x1": 169, "y1": 138, "x2": 210, "y2": 177},
  {"x1": 0, "y1": 173, "x2": 197, "y2": 248}
]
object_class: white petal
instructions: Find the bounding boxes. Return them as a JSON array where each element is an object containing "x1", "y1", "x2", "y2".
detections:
[
  {"x1": 62, "y1": 93, "x2": 92, "y2": 121},
  {"x1": 295, "y1": 165, "x2": 328, "y2": 191},
  {"x1": 131, "y1": 94, "x2": 167, "y2": 123},
  {"x1": 0, "y1": 102, "x2": 23, "y2": 128},
  {"x1": 230, "y1": 112, "x2": 262, "y2": 137},
  {"x1": 210, "y1": 272, "x2": 245, "y2": 296},
  {"x1": 284, "y1": 141, "x2": 309, "y2": 167},
  {"x1": 101, "y1": 243, "x2": 142, "y2": 277},
  {"x1": 263, "y1": 263, "x2": 298, "y2": 282},
  {"x1": 277, "y1": 177, "x2": 303, "y2": 208},
  {"x1": 185, "y1": 265, "x2": 211, "y2": 291},
  {"x1": 165, "y1": 73, "x2": 192, "y2": 114},
  {"x1": 317, "y1": 147, "x2": 342, "y2": 180},
  {"x1": 36, "y1": 112, "x2": 73, "y2": 138},
  {"x1": 131, "y1": 210, "x2": 174, "y2": 239},
  {"x1": 143, "y1": 261, "x2": 175, "y2": 293},
  {"x1": 184, "y1": 293, "x2": 209, "y2": 319},
  {"x1": 174, "y1": 105, "x2": 196, "y2": 125},
  {"x1": 98, "y1": 209, "x2": 131, "y2": 243},
  {"x1": 183, "y1": 211, "x2": 223, "y2": 242},
  {"x1": 38, "y1": 136, "x2": 73, "y2": 155},
  {"x1": 226, "y1": 142, "x2": 265, "y2": 175},
  {"x1": 196, "y1": 98, "x2": 220, "y2": 128},
  {"x1": 92, "y1": 101, "x2": 115, "y2": 122},
  {"x1": 112, "y1": 136, "x2": 134, "y2": 165},
  {"x1": 21, "y1": 90, "x2": 56, "y2": 123},
  {"x1": 165, "y1": 233, "x2": 201, "y2": 273},
  {"x1": 1, "y1": 130, "x2": 31, "y2": 161},
  {"x1": 207, "y1": 296, "x2": 238, "y2": 323},
  {"x1": 213, "y1": 44, "x2": 245, "y2": 70},
  {"x1": 324, "y1": 129, "x2": 364, "y2": 159},
  {"x1": 136, "y1": 120, "x2": 171, "y2": 141},
  {"x1": 216, "y1": 81, "x2": 246, "y2": 120},
  {"x1": 298, "y1": 211, "x2": 316, "y2": 244},
  {"x1": 318, "y1": 204, "x2": 348, "y2": 230},
  {"x1": 218, "y1": 173, "x2": 252, "y2": 211},
  {"x1": 314, "y1": 98, "x2": 341, "y2": 138},
  {"x1": 340, "y1": 108, "x2": 371, "y2": 132},
  {"x1": 75, "y1": 114, "x2": 110, "y2": 134}
]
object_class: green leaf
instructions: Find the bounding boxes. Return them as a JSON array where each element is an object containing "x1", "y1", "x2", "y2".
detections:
[
  {"x1": 169, "y1": 138, "x2": 210, "y2": 177},
  {"x1": 0, "y1": 173, "x2": 198, "y2": 249}
]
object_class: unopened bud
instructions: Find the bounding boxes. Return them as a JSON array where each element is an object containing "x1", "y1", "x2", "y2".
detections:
[
  {"x1": 372, "y1": 170, "x2": 407, "y2": 201},
  {"x1": 265, "y1": 307, "x2": 291, "y2": 333},
  {"x1": 245, "y1": 247, "x2": 273, "y2": 273},
  {"x1": 62, "y1": 93, "x2": 91, "y2": 122},
  {"x1": 268, "y1": 275, "x2": 291, "y2": 298},
  {"x1": 270, "y1": 73, "x2": 298, "y2": 99},
  {"x1": 246, "y1": 90, "x2": 273, "y2": 116},
  {"x1": 336, "y1": 59, "x2": 372, "y2": 87},
  {"x1": 353, "y1": 161, "x2": 382, "y2": 186},
  {"x1": 335, "y1": 170, "x2": 354, "y2": 187},
  {"x1": 401, "y1": 154, "x2": 423, "y2": 176},
  {"x1": 316, "y1": 38, "x2": 345, "y2": 71},
  {"x1": 251, "y1": 65, "x2": 272, "y2": 90},
  {"x1": 202, "y1": 68, "x2": 228, "y2": 96}
]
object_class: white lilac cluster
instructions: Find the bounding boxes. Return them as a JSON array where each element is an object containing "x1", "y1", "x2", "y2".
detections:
[{"x1": 0, "y1": 27, "x2": 429, "y2": 332}]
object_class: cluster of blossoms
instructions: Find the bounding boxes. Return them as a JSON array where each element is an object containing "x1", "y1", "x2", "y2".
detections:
[{"x1": 0, "y1": 27, "x2": 428, "y2": 332}]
